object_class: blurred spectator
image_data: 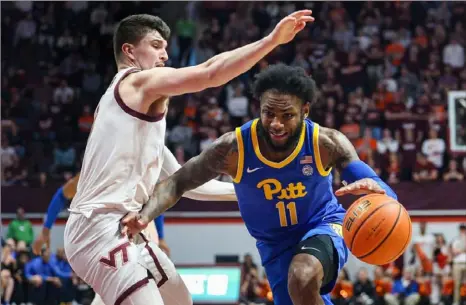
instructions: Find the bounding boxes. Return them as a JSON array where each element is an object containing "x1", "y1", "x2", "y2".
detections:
[
  {"x1": 353, "y1": 267, "x2": 375, "y2": 305},
  {"x1": 422, "y1": 129, "x2": 446, "y2": 170},
  {"x1": 14, "y1": 13, "x2": 36, "y2": 47},
  {"x1": 373, "y1": 266, "x2": 393, "y2": 304},
  {"x1": 7, "y1": 207, "x2": 34, "y2": 246},
  {"x1": 443, "y1": 37, "x2": 465, "y2": 69},
  {"x1": 413, "y1": 153, "x2": 438, "y2": 182},
  {"x1": 1, "y1": 137, "x2": 19, "y2": 183},
  {"x1": 53, "y1": 248, "x2": 75, "y2": 305},
  {"x1": 331, "y1": 268, "x2": 353, "y2": 305},
  {"x1": 443, "y1": 159, "x2": 465, "y2": 182},
  {"x1": 25, "y1": 248, "x2": 62, "y2": 305},
  {"x1": 242, "y1": 254, "x2": 257, "y2": 280},
  {"x1": 385, "y1": 267, "x2": 420, "y2": 305},
  {"x1": 51, "y1": 142, "x2": 77, "y2": 176},
  {"x1": 377, "y1": 129, "x2": 399, "y2": 156},
  {"x1": 451, "y1": 224, "x2": 466, "y2": 305},
  {"x1": 355, "y1": 128, "x2": 377, "y2": 163},
  {"x1": 53, "y1": 80, "x2": 74, "y2": 105},
  {"x1": 226, "y1": 82, "x2": 249, "y2": 127},
  {"x1": 411, "y1": 222, "x2": 435, "y2": 275}
]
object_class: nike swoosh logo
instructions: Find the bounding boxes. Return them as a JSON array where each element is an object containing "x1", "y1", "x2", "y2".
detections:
[
  {"x1": 301, "y1": 246, "x2": 321, "y2": 252},
  {"x1": 246, "y1": 167, "x2": 262, "y2": 173}
]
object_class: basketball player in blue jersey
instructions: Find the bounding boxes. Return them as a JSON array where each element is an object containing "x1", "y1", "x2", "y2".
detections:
[{"x1": 121, "y1": 64, "x2": 399, "y2": 305}]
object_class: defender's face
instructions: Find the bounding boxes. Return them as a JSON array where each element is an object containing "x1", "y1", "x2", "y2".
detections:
[
  {"x1": 132, "y1": 30, "x2": 168, "y2": 70},
  {"x1": 258, "y1": 91, "x2": 309, "y2": 151}
]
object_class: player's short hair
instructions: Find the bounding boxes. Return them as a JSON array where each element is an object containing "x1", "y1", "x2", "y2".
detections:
[
  {"x1": 113, "y1": 14, "x2": 171, "y2": 62},
  {"x1": 252, "y1": 63, "x2": 317, "y2": 105}
]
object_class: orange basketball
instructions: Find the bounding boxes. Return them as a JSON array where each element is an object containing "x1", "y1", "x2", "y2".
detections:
[{"x1": 342, "y1": 194, "x2": 412, "y2": 265}]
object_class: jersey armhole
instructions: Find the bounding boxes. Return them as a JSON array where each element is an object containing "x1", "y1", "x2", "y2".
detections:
[
  {"x1": 313, "y1": 124, "x2": 333, "y2": 177},
  {"x1": 233, "y1": 128, "x2": 245, "y2": 183}
]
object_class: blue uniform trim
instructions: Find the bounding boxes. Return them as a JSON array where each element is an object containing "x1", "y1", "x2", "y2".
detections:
[{"x1": 44, "y1": 187, "x2": 67, "y2": 229}]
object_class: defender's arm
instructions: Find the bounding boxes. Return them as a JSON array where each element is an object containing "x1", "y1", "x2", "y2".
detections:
[
  {"x1": 128, "y1": 11, "x2": 314, "y2": 101},
  {"x1": 140, "y1": 132, "x2": 238, "y2": 223},
  {"x1": 318, "y1": 127, "x2": 397, "y2": 199}
]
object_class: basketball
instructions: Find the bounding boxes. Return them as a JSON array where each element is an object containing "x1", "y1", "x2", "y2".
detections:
[{"x1": 342, "y1": 194, "x2": 412, "y2": 266}]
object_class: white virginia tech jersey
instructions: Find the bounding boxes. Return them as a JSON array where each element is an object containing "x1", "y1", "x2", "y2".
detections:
[{"x1": 69, "y1": 67, "x2": 167, "y2": 217}]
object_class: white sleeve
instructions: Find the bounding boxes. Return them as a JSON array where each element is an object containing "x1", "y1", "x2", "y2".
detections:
[{"x1": 160, "y1": 146, "x2": 237, "y2": 202}]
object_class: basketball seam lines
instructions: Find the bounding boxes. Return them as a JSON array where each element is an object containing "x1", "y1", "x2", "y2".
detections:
[
  {"x1": 358, "y1": 203, "x2": 402, "y2": 259},
  {"x1": 349, "y1": 201, "x2": 398, "y2": 251},
  {"x1": 386, "y1": 207, "x2": 412, "y2": 262}
]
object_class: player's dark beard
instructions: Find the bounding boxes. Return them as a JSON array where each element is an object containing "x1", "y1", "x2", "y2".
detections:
[{"x1": 257, "y1": 119, "x2": 304, "y2": 152}]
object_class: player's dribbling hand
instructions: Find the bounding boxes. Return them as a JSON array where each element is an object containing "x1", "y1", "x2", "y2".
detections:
[
  {"x1": 120, "y1": 212, "x2": 150, "y2": 239},
  {"x1": 269, "y1": 10, "x2": 315, "y2": 45},
  {"x1": 334, "y1": 178, "x2": 386, "y2": 197}
]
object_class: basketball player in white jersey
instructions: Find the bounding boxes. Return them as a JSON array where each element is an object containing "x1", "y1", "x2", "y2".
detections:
[{"x1": 64, "y1": 11, "x2": 314, "y2": 305}]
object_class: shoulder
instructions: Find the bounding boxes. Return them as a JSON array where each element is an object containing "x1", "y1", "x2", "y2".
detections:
[
  {"x1": 210, "y1": 131, "x2": 238, "y2": 153},
  {"x1": 317, "y1": 126, "x2": 359, "y2": 169},
  {"x1": 318, "y1": 126, "x2": 351, "y2": 155}
]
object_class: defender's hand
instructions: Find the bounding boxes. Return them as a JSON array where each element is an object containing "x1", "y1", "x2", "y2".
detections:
[
  {"x1": 120, "y1": 212, "x2": 150, "y2": 239},
  {"x1": 269, "y1": 10, "x2": 315, "y2": 45},
  {"x1": 32, "y1": 228, "x2": 50, "y2": 255},
  {"x1": 335, "y1": 178, "x2": 386, "y2": 196}
]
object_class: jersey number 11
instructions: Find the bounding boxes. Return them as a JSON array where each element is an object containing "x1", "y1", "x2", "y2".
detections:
[{"x1": 276, "y1": 201, "x2": 298, "y2": 227}]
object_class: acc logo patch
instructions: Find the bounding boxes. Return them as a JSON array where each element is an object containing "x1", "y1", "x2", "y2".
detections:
[{"x1": 302, "y1": 165, "x2": 313, "y2": 176}]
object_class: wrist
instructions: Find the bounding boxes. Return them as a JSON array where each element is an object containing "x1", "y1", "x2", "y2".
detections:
[
  {"x1": 263, "y1": 34, "x2": 278, "y2": 48},
  {"x1": 42, "y1": 227, "x2": 50, "y2": 235}
]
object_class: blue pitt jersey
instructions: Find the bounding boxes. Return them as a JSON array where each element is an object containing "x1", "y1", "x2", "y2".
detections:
[{"x1": 233, "y1": 119, "x2": 346, "y2": 252}]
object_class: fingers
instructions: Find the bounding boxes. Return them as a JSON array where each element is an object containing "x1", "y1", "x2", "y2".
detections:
[
  {"x1": 290, "y1": 10, "x2": 313, "y2": 18},
  {"x1": 297, "y1": 16, "x2": 315, "y2": 23},
  {"x1": 335, "y1": 181, "x2": 386, "y2": 196},
  {"x1": 294, "y1": 21, "x2": 306, "y2": 33}
]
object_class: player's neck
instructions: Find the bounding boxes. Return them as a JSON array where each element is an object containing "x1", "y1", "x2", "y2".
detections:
[{"x1": 258, "y1": 137, "x2": 297, "y2": 163}]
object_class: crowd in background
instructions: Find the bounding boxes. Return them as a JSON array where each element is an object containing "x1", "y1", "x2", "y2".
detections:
[
  {"x1": 1, "y1": 207, "x2": 95, "y2": 305},
  {"x1": 330, "y1": 223, "x2": 466, "y2": 305},
  {"x1": 1, "y1": 1, "x2": 466, "y2": 305},
  {"x1": 1, "y1": 1, "x2": 466, "y2": 187}
]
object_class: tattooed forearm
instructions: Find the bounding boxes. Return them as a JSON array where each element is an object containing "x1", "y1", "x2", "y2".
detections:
[
  {"x1": 139, "y1": 132, "x2": 238, "y2": 222},
  {"x1": 319, "y1": 127, "x2": 359, "y2": 171}
]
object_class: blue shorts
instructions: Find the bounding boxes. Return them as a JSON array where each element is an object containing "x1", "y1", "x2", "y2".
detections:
[{"x1": 259, "y1": 222, "x2": 348, "y2": 305}]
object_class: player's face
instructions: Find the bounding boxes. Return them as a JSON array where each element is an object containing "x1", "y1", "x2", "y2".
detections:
[
  {"x1": 258, "y1": 91, "x2": 309, "y2": 152},
  {"x1": 131, "y1": 30, "x2": 168, "y2": 70}
]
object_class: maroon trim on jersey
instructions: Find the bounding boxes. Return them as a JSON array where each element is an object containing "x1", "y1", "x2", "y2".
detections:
[
  {"x1": 138, "y1": 233, "x2": 169, "y2": 287},
  {"x1": 115, "y1": 277, "x2": 149, "y2": 305},
  {"x1": 114, "y1": 68, "x2": 165, "y2": 122}
]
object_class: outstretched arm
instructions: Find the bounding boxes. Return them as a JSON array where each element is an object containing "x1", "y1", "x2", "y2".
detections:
[
  {"x1": 121, "y1": 132, "x2": 238, "y2": 234},
  {"x1": 318, "y1": 127, "x2": 397, "y2": 199},
  {"x1": 160, "y1": 146, "x2": 237, "y2": 201},
  {"x1": 126, "y1": 11, "x2": 314, "y2": 102}
]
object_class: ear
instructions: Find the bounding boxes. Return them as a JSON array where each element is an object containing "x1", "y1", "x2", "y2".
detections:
[
  {"x1": 121, "y1": 43, "x2": 136, "y2": 61},
  {"x1": 302, "y1": 102, "x2": 310, "y2": 118}
]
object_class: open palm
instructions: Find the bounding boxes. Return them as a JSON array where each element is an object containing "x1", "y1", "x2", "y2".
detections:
[{"x1": 270, "y1": 10, "x2": 315, "y2": 45}]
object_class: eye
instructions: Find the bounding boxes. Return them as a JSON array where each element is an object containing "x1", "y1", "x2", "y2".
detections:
[
  {"x1": 263, "y1": 110, "x2": 274, "y2": 118},
  {"x1": 284, "y1": 113, "x2": 294, "y2": 119}
]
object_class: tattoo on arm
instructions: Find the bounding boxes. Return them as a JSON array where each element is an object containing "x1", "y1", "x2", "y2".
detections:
[
  {"x1": 140, "y1": 132, "x2": 238, "y2": 222},
  {"x1": 319, "y1": 127, "x2": 359, "y2": 171}
]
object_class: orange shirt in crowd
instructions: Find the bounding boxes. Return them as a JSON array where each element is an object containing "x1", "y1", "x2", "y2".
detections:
[
  {"x1": 331, "y1": 281, "x2": 354, "y2": 299},
  {"x1": 375, "y1": 278, "x2": 393, "y2": 297},
  {"x1": 385, "y1": 42, "x2": 405, "y2": 66},
  {"x1": 355, "y1": 138, "x2": 377, "y2": 162},
  {"x1": 442, "y1": 277, "x2": 454, "y2": 296}
]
